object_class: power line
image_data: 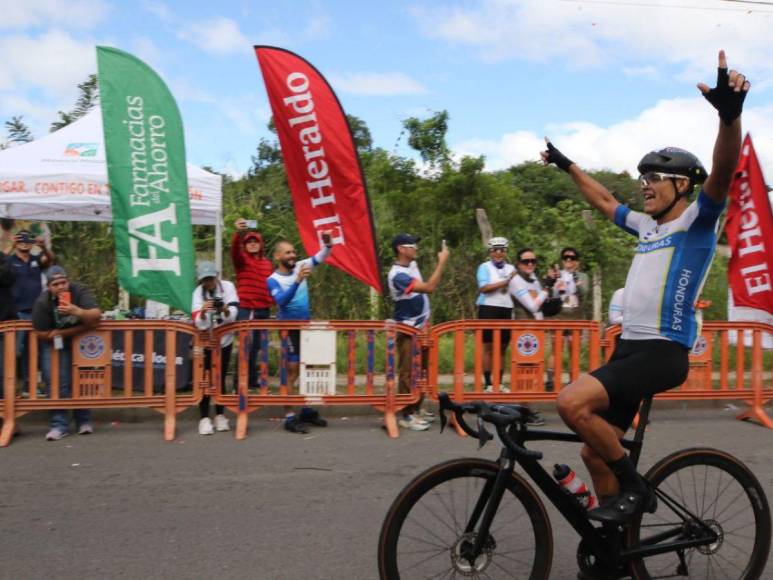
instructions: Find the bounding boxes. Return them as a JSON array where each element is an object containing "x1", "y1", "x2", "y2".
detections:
[
  {"x1": 560, "y1": 0, "x2": 773, "y2": 12},
  {"x1": 720, "y1": 0, "x2": 773, "y2": 5}
]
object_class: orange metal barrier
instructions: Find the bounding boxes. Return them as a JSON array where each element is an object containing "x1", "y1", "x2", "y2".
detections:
[
  {"x1": 603, "y1": 323, "x2": 772, "y2": 427},
  {"x1": 426, "y1": 320, "x2": 602, "y2": 404},
  {"x1": 207, "y1": 320, "x2": 423, "y2": 438},
  {"x1": 3, "y1": 318, "x2": 770, "y2": 447},
  {"x1": 0, "y1": 320, "x2": 204, "y2": 446}
]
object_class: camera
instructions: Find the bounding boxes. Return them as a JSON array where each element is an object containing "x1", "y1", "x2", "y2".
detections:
[{"x1": 212, "y1": 297, "x2": 224, "y2": 309}]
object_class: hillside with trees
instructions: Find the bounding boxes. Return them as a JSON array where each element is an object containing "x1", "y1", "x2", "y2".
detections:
[{"x1": 3, "y1": 82, "x2": 730, "y2": 321}]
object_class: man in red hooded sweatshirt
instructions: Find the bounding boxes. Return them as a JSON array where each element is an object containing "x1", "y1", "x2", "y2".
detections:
[{"x1": 232, "y1": 217, "x2": 274, "y2": 389}]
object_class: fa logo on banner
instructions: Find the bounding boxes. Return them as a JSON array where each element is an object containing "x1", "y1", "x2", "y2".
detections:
[{"x1": 127, "y1": 204, "x2": 181, "y2": 276}]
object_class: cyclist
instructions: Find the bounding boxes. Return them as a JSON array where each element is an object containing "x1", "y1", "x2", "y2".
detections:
[
  {"x1": 541, "y1": 51, "x2": 750, "y2": 523},
  {"x1": 476, "y1": 237, "x2": 516, "y2": 393}
]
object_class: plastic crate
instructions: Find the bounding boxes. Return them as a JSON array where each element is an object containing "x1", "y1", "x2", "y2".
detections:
[
  {"x1": 300, "y1": 363, "x2": 337, "y2": 396},
  {"x1": 299, "y1": 329, "x2": 337, "y2": 395}
]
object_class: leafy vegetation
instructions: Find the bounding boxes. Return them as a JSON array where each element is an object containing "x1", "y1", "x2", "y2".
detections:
[{"x1": 3, "y1": 78, "x2": 729, "y2": 319}]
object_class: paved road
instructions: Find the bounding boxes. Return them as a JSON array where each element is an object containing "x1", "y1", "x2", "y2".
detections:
[{"x1": 1, "y1": 404, "x2": 772, "y2": 579}]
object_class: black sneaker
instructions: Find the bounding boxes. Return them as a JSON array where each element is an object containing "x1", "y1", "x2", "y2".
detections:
[
  {"x1": 284, "y1": 417, "x2": 310, "y2": 434},
  {"x1": 300, "y1": 408, "x2": 328, "y2": 427}
]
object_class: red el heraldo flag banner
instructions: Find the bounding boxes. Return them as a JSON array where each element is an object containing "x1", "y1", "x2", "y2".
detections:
[
  {"x1": 255, "y1": 46, "x2": 382, "y2": 293},
  {"x1": 725, "y1": 134, "x2": 773, "y2": 316}
]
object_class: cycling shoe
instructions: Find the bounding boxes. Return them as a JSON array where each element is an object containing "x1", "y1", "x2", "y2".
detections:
[{"x1": 587, "y1": 488, "x2": 656, "y2": 524}]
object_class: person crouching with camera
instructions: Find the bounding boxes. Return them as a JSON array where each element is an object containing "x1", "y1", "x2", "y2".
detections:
[{"x1": 191, "y1": 261, "x2": 239, "y2": 435}]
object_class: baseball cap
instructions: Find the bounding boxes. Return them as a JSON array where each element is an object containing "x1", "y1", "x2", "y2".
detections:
[
  {"x1": 15, "y1": 229, "x2": 34, "y2": 243},
  {"x1": 244, "y1": 232, "x2": 262, "y2": 243},
  {"x1": 391, "y1": 233, "x2": 421, "y2": 251},
  {"x1": 196, "y1": 261, "x2": 218, "y2": 280},
  {"x1": 45, "y1": 265, "x2": 67, "y2": 283}
]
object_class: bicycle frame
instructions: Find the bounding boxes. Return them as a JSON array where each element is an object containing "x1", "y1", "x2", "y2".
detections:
[{"x1": 464, "y1": 398, "x2": 719, "y2": 571}]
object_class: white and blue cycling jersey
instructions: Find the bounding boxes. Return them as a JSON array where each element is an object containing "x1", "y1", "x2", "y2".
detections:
[
  {"x1": 267, "y1": 246, "x2": 331, "y2": 320},
  {"x1": 476, "y1": 261, "x2": 515, "y2": 308},
  {"x1": 614, "y1": 189, "x2": 725, "y2": 348},
  {"x1": 388, "y1": 261, "x2": 430, "y2": 329}
]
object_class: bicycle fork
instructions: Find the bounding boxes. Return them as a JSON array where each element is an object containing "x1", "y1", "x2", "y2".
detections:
[{"x1": 462, "y1": 454, "x2": 515, "y2": 566}]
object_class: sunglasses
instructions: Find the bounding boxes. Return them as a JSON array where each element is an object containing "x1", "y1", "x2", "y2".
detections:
[
  {"x1": 519, "y1": 258, "x2": 537, "y2": 265},
  {"x1": 639, "y1": 172, "x2": 687, "y2": 187},
  {"x1": 562, "y1": 255, "x2": 578, "y2": 261}
]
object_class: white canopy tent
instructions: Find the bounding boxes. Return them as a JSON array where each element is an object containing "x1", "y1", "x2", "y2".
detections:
[{"x1": 0, "y1": 108, "x2": 224, "y2": 271}]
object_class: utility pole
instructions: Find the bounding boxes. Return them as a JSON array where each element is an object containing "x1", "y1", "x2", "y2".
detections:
[{"x1": 581, "y1": 210, "x2": 603, "y2": 322}]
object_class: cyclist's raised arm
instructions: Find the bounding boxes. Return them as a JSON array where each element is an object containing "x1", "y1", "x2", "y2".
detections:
[
  {"x1": 540, "y1": 138, "x2": 620, "y2": 222},
  {"x1": 698, "y1": 50, "x2": 750, "y2": 204}
]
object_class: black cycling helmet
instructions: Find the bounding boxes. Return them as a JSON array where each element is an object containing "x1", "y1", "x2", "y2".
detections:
[{"x1": 637, "y1": 147, "x2": 708, "y2": 185}]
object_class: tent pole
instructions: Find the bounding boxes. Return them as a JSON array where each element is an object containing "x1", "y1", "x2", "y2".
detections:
[{"x1": 215, "y1": 209, "x2": 223, "y2": 275}]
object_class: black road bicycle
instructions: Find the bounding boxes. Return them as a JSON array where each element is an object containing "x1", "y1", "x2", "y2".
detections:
[{"x1": 378, "y1": 393, "x2": 771, "y2": 579}]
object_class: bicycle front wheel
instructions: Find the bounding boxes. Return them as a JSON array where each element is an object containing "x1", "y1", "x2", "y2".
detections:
[
  {"x1": 378, "y1": 458, "x2": 552, "y2": 580},
  {"x1": 628, "y1": 448, "x2": 771, "y2": 580}
]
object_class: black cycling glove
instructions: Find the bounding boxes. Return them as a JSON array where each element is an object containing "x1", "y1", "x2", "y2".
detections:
[
  {"x1": 544, "y1": 141, "x2": 574, "y2": 173},
  {"x1": 702, "y1": 67, "x2": 748, "y2": 126}
]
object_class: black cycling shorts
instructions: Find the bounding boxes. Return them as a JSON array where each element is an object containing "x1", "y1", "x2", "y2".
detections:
[
  {"x1": 477, "y1": 304, "x2": 513, "y2": 346},
  {"x1": 590, "y1": 338, "x2": 689, "y2": 431}
]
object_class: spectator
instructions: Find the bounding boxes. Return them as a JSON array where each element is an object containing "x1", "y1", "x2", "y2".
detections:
[
  {"x1": 191, "y1": 261, "x2": 239, "y2": 436},
  {"x1": 0, "y1": 249, "x2": 15, "y2": 408},
  {"x1": 508, "y1": 248, "x2": 554, "y2": 425},
  {"x1": 0, "y1": 248, "x2": 15, "y2": 322},
  {"x1": 388, "y1": 234, "x2": 449, "y2": 431},
  {"x1": 10, "y1": 230, "x2": 54, "y2": 391},
  {"x1": 267, "y1": 233, "x2": 333, "y2": 434},
  {"x1": 552, "y1": 247, "x2": 589, "y2": 320},
  {"x1": 476, "y1": 237, "x2": 517, "y2": 393},
  {"x1": 509, "y1": 248, "x2": 549, "y2": 320},
  {"x1": 231, "y1": 218, "x2": 273, "y2": 389},
  {"x1": 32, "y1": 266, "x2": 101, "y2": 441},
  {"x1": 608, "y1": 288, "x2": 625, "y2": 326}
]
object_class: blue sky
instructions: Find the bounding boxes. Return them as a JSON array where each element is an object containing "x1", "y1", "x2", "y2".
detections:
[{"x1": 3, "y1": 0, "x2": 773, "y2": 180}]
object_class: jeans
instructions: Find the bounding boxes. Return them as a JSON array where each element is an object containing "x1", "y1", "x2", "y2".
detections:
[
  {"x1": 40, "y1": 341, "x2": 91, "y2": 432},
  {"x1": 236, "y1": 307, "x2": 270, "y2": 388},
  {"x1": 15, "y1": 311, "x2": 33, "y2": 390}
]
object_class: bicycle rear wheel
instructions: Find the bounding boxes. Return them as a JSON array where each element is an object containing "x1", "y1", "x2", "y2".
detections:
[
  {"x1": 378, "y1": 457, "x2": 552, "y2": 580},
  {"x1": 627, "y1": 448, "x2": 771, "y2": 580}
]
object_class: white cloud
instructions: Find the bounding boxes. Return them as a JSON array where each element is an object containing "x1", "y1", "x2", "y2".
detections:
[
  {"x1": 332, "y1": 72, "x2": 428, "y2": 96},
  {"x1": 1, "y1": 0, "x2": 110, "y2": 29},
  {"x1": 0, "y1": 30, "x2": 97, "y2": 94},
  {"x1": 622, "y1": 66, "x2": 659, "y2": 80},
  {"x1": 412, "y1": 0, "x2": 773, "y2": 80},
  {"x1": 179, "y1": 17, "x2": 251, "y2": 56},
  {"x1": 453, "y1": 99, "x2": 773, "y2": 182}
]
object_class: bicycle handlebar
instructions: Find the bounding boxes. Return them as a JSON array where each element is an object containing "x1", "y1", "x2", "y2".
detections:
[{"x1": 438, "y1": 393, "x2": 543, "y2": 460}]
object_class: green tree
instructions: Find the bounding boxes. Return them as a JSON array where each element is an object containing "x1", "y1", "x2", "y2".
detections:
[
  {"x1": 402, "y1": 110, "x2": 451, "y2": 170},
  {"x1": 4, "y1": 116, "x2": 34, "y2": 147},
  {"x1": 51, "y1": 74, "x2": 99, "y2": 131}
]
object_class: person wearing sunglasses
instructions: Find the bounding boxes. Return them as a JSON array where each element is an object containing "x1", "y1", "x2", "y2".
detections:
[
  {"x1": 476, "y1": 237, "x2": 517, "y2": 393},
  {"x1": 509, "y1": 248, "x2": 548, "y2": 321},
  {"x1": 540, "y1": 50, "x2": 750, "y2": 523},
  {"x1": 554, "y1": 247, "x2": 589, "y2": 319},
  {"x1": 388, "y1": 233, "x2": 449, "y2": 431}
]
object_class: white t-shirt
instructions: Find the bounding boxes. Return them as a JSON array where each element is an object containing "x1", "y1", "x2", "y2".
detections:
[
  {"x1": 557, "y1": 270, "x2": 580, "y2": 308},
  {"x1": 476, "y1": 260, "x2": 515, "y2": 308},
  {"x1": 613, "y1": 189, "x2": 724, "y2": 348},
  {"x1": 508, "y1": 274, "x2": 547, "y2": 320},
  {"x1": 192, "y1": 280, "x2": 239, "y2": 347}
]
